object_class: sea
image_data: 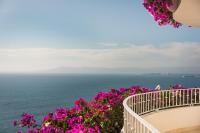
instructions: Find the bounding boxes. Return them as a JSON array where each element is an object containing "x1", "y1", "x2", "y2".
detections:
[{"x1": 0, "y1": 73, "x2": 200, "y2": 133}]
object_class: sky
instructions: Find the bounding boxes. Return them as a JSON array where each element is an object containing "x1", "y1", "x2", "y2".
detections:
[{"x1": 0, "y1": 0, "x2": 200, "y2": 73}]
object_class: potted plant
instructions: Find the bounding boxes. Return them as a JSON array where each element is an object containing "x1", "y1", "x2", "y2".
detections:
[{"x1": 143, "y1": 0, "x2": 182, "y2": 28}]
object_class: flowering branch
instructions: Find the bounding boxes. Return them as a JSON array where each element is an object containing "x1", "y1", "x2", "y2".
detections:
[{"x1": 143, "y1": 0, "x2": 182, "y2": 28}]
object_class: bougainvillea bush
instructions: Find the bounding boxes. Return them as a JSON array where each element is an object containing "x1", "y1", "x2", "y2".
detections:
[
  {"x1": 13, "y1": 85, "x2": 187, "y2": 133},
  {"x1": 143, "y1": 0, "x2": 182, "y2": 27},
  {"x1": 13, "y1": 86, "x2": 150, "y2": 133}
]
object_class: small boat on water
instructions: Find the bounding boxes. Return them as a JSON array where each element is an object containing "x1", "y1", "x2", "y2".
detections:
[{"x1": 181, "y1": 75, "x2": 196, "y2": 78}]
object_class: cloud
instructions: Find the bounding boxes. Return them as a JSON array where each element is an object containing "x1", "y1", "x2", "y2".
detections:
[
  {"x1": 98, "y1": 42, "x2": 119, "y2": 47},
  {"x1": 0, "y1": 42, "x2": 199, "y2": 73}
]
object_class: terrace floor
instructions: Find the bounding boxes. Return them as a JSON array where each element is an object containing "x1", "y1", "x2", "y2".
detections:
[
  {"x1": 142, "y1": 106, "x2": 200, "y2": 133},
  {"x1": 165, "y1": 125, "x2": 200, "y2": 133}
]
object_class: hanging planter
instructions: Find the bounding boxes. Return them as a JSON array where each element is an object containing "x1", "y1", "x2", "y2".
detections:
[
  {"x1": 143, "y1": 0, "x2": 182, "y2": 28},
  {"x1": 167, "y1": 0, "x2": 181, "y2": 12}
]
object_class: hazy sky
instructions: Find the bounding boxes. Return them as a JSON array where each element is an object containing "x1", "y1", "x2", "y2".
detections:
[{"x1": 0, "y1": 0, "x2": 200, "y2": 73}]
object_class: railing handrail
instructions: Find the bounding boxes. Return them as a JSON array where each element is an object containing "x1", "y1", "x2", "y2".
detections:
[
  {"x1": 131, "y1": 88, "x2": 198, "y2": 98},
  {"x1": 123, "y1": 95, "x2": 160, "y2": 133},
  {"x1": 123, "y1": 88, "x2": 200, "y2": 133}
]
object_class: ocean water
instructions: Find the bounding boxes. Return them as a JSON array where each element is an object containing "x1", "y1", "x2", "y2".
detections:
[{"x1": 0, "y1": 73, "x2": 200, "y2": 133}]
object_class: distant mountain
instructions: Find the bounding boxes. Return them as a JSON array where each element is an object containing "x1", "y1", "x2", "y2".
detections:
[{"x1": 44, "y1": 66, "x2": 200, "y2": 74}]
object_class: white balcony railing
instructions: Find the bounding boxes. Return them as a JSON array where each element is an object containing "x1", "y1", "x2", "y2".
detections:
[{"x1": 123, "y1": 88, "x2": 200, "y2": 133}]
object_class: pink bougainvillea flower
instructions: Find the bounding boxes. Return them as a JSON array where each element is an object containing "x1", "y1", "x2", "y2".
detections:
[
  {"x1": 43, "y1": 112, "x2": 53, "y2": 122},
  {"x1": 74, "y1": 98, "x2": 88, "y2": 111},
  {"x1": 53, "y1": 108, "x2": 68, "y2": 121},
  {"x1": 20, "y1": 113, "x2": 36, "y2": 127},
  {"x1": 12, "y1": 120, "x2": 17, "y2": 127}
]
